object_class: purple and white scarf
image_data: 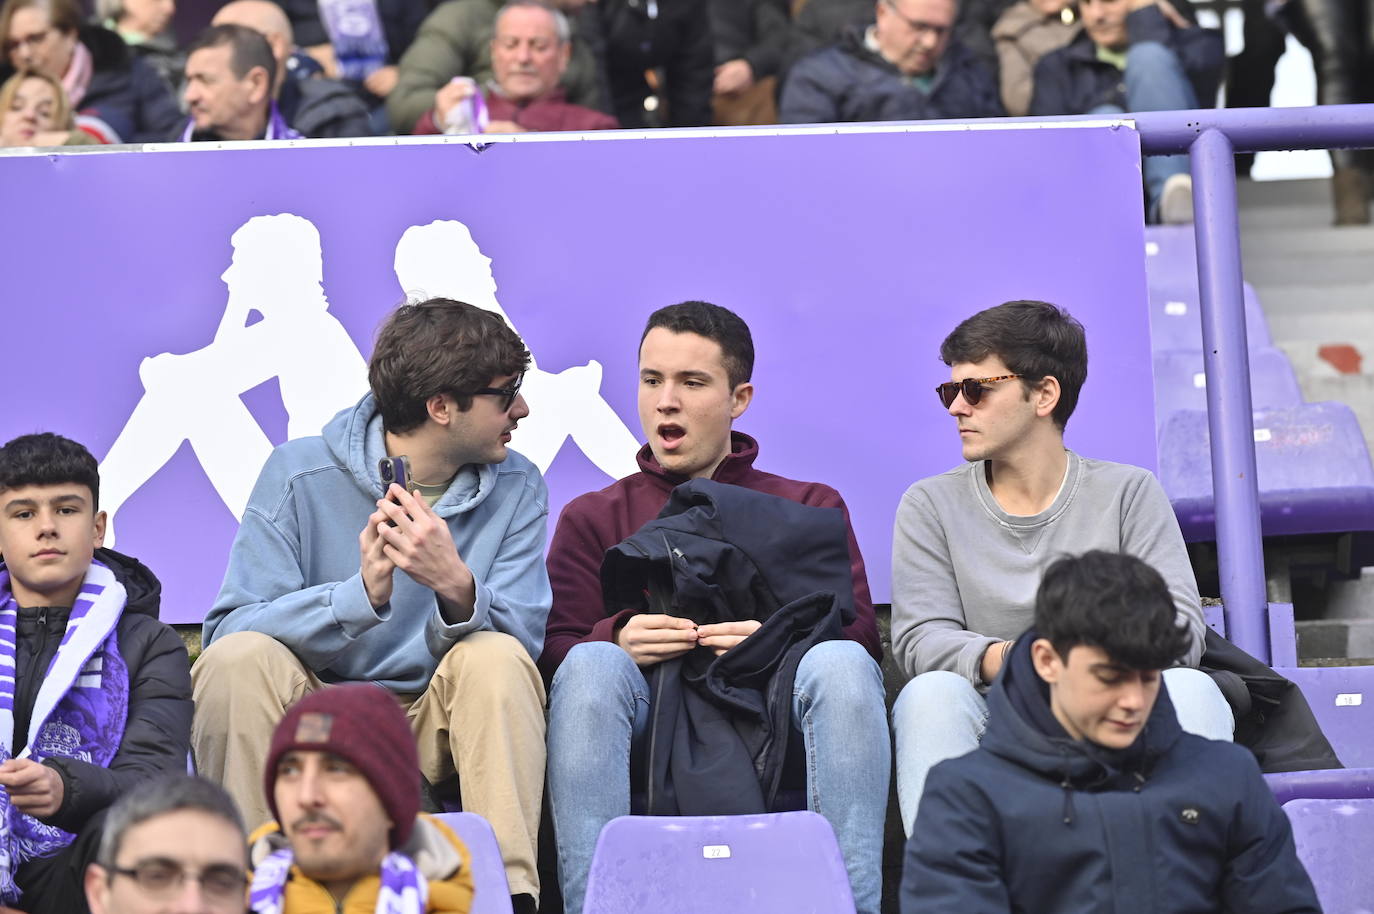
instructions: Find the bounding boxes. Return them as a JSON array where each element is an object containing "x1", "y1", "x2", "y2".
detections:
[
  {"x1": 0, "y1": 560, "x2": 129, "y2": 904},
  {"x1": 249, "y1": 846, "x2": 428, "y2": 914},
  {"x1": 178, "y1": 101, "x2": 303, "y2": 142},
  {"x1": 318, "y1": 0, "x2": 390, "y2": 82}
]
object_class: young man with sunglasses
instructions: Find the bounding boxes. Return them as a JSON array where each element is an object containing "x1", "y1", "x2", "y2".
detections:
[
  {"x1": 193, "y1": 298, "x2": 550, "y2": 913},
  {"x1": 888, "y1": 299, "x2": 1232, "y2": 836}
]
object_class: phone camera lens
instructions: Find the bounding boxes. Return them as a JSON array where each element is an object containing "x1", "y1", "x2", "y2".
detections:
[{"x1": 381, "y1": 464, "x2": 393, "y2": 480}]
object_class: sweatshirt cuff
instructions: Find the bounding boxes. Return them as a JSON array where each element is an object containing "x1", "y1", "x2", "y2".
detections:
[
  {"x1": 960, "y1": 636, "x2": 1000, "y2": 688},
  {"x1": 589, "y1": 608, "x2": 638, "y2": 645},
  {"x1": 332, "y1": 572, "x2": 391, "y2": 640},
  {"x1": 426, "y1": 579, "x2": 493, "y2": 658}
]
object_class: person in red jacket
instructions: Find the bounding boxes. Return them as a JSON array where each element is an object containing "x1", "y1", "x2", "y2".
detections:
[
  {"x1": 542, "y1": 301, "x2": 888, "y2": 914},
  {"x1": 412, "y1": 0, "x2": 616, "y2": 135}
]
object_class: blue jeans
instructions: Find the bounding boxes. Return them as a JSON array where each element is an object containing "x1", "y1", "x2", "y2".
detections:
[
  {"x1": 892, "y1": 666, "x2": 1234, "y2": 836},
  {"x1": 547, "y1": 640, "x2": 890, "y2": 914},
  {"x1": 1091, "y1": 41, "x2": 1200, "y2": 217}
]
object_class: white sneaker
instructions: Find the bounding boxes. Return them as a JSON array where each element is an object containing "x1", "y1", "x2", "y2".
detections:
[{"x1": 1160, "y1": 173, "x2": 1194, "y2": 225}]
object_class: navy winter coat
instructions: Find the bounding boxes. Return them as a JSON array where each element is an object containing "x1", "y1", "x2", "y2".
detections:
[
  {"x1": 902, "y1": 634, "x2": 1320, "y2": 914},
  {"x1": 76, "y1": 26, "x2": 182, "y2": 143},
  {"x1": 1028, "y1": 5, "x2": 1224, "y2": 115},
  {"x1": 780, "y1": 26, "x2": 1003, "y2": 124}
]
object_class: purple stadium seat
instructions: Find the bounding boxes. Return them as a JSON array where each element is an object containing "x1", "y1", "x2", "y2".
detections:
[
  {"x1": 1152, "y1": 346, "x2": 1303, "y2": 420},
  {"x1": 1143, "y1": 225, "x2": 1197, "y2": 275},
  {"x1": 1144, "y1": 278, "x2": 1272, "y2": 352},
  {"x1": 1159, "y1": 402, "x2": 1374, "y2": 542},
  {"x1": 581, "y1": 812, "x2": 854, "y2": 914},
  {"x1": 1275, "y1": 666, "x2": 1374, "y2": 770},
  {"x1": 1266, "y1": 768, "x2": 1374, "y2": 805},
  {"x1": 1282, "y1": 798, "x2": 1374, "y2": 912},
  {"x1": 433, "y1": 812, "x2": 513, "y2": 914}
]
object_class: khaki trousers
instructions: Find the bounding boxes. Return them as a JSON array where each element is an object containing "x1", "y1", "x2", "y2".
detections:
[{"x1": 191, "y1": 630, "x2": 546, "y2": 898}]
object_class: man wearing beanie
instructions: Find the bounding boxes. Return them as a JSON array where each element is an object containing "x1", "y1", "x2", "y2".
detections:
[{"x1": 248, "y1": 684, "x2": 475, "y2": 913}]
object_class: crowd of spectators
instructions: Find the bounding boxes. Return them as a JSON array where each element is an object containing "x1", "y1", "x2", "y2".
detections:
[{"x1": 2, "y1": 0, "x2": 1372, "y2": 220}]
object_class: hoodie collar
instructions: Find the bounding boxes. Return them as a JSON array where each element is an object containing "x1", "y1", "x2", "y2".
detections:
[
  {"x1": 984, "y1": 630, "x2": 1182, "y2": 787},
  {"x1": 634, "y1": 431, "x2": 762, "y2": 488},
  {"x1": 324, "y1": 393, "x2": 498, "y2": 519}
]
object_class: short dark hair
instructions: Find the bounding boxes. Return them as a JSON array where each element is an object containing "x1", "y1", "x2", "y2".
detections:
[
  {"x1": 0, "y1": 433, "x2": 100, "y2": 510},
  {"x1": 186, "y1": 23, "x2": 277, "y2": 87},
  {"x1": 368, "y1": 298, "x2": 530, "y2": 434},
  {"x1": 641, "y1": 301, "x2": 754, "y2": 389},
  {"x1": 939, "y1": 300, "x2": 1088, "y2": 429},
  {"x1": 97, "y1": 775, "x2": 246, "y2": 868},
  {"x1": 1034, "y1": 551, "x2": 1191, "y2": 671}
]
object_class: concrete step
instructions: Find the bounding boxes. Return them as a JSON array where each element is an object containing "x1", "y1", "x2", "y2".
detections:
[{"x1": 1298, "y1": 619, "x2": 1374, "y2": 660}]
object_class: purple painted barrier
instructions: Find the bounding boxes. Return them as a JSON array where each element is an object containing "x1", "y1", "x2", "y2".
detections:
[
  {"x1": 433, "y1": 812, "x2": 513, "y2": 914},
  {"x1": 0, "y1": 124, "x2": 1159, "y2": 622},
  {"x1": 1282, "y1": 798, "x2": 1374, "y2": 911},
  {"x1": 582, "y1": 812, "x2": 854, "y2": 913},
  {"x1": 1159, "y1": 402, "x2": 1374, "y2": 541}
]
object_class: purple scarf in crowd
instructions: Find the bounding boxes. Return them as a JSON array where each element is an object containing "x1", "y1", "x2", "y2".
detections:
[
  {"x1": 0, "y1": 561, "x2": 129, "y2": 904},
  {"x1": 250, "y1": 846, "x2": 428, "y2": 913},
  {"x1": 318, "y1": 0, "x2": 390, "y2": 82}
]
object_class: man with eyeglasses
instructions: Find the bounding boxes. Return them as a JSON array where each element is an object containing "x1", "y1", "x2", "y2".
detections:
[
  {"x1": 85, "y1": 775, "x2": 248, "y2": 914},
  {"x1": 888, "y1": 299, "x2": 1233, "y2": 836},
  {"x1": 779, "y1": 0, "x2": 1003, "y2": 123},
  {"x1": 193, "y1": 297, "x2": 550, "y2": 914}
]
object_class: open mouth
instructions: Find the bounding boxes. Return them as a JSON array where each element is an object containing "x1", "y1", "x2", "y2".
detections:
[{"x1": 658, "y1": 424, "x2": 686, "y2": 448}]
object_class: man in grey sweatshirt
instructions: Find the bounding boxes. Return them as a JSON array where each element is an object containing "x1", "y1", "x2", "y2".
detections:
[{"x1": 889, "y1": 299, "x2": 1234, "y2": 836}]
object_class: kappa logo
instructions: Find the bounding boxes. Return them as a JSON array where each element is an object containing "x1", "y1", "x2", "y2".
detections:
[
  {"x1": 295, "y1": 712, "x2": 335, "y2": 744},
  {"x1": 1180, "y1": 807, "x2": 1201, "y2": 825}
]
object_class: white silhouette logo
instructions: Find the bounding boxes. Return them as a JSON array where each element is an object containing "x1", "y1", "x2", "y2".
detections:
[{"x1": 100, "y1": 214, "x2": 638, "y2": 545}]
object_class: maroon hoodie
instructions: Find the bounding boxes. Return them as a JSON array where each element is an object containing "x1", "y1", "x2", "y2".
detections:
[{"x1": 540, "y1": 432, "x2": 881, "y2": 682}]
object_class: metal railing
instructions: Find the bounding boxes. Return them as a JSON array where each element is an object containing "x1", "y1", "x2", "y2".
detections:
[{"x1": 1135, "y1": 103, "x2": 1374, "y2": 663}]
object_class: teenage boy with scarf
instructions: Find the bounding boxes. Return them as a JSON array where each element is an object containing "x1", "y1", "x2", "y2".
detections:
[
  {"x1": 249, "y1": 683, "x2": 474, "y2": 914},
  {"x1": 901, "y1": 551, "x2": 1319, "y2": 913},
  {"x1": 0, "y1": 433, "x2": 192, "y2": 914}
]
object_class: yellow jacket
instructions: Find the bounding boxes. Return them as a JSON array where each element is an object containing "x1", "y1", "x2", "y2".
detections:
[{"x1": 248, "y1": 813, "x2": 475, "y2": 913}]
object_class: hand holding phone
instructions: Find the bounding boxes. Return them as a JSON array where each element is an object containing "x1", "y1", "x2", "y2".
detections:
[{"x1": 378, "y1": 457, "x2": 412, "y2": 526}]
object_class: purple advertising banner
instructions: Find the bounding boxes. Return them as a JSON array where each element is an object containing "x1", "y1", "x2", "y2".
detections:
[{"x1": 0, "y1": 123, "x2": 1154, "y2": 623}]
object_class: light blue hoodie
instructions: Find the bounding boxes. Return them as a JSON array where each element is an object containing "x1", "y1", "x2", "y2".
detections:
[{"x1": 203, "y1": 393, "x2": 551, "y2": 691}]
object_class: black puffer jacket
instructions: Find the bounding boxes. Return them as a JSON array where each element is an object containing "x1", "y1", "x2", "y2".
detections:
[
  {"x1": 584, "y1": 0, "x2": 714, "y2": 127},
  {"x1": 75, "y1": 25, "x2": 182, "y2": 142},
  {"x1": 602, "y1": 479, "x2": 854, "y2": 816},
  {"x1": 23, "y1": 549, "x2": 193, "y2": 836},
  {"x1": 902, "y1": 633, "x2": 1321, "y2": 914},
  {"x1": 780, "y1": 26, "x2": 1003, "y2": 124}
]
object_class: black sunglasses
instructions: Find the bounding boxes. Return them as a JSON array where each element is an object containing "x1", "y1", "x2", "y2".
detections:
[
  {"x1": 935, "y1": 374, "x2": 1021, "y2": 409},
  {"x1": 471, "y1": 371, "x2": 525, "y2": 411}
]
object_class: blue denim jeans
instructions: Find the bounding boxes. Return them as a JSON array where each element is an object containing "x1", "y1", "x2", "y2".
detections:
[
  {"x1": 547, "y1": 639, "x2": 890, "y2": 914},
  {"x1": 1091, "y1": 41, "x2": 1200, "y2": 217},
  {"x1": 892, "y1": 666, "x2": 1234, "y2": 836}
]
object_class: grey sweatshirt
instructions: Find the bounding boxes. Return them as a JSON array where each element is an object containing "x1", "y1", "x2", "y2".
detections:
[{"x1": 890, "y1": 451, "x2": 1204, "y2": 686}]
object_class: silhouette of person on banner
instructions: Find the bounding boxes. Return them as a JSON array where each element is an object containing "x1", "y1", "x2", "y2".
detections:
[
  {"x1": 100, "y1": 213, "x2": 368, "y2": 544},
  {"x1": 393, "y1": 219, "x2": 639, "y2": 480}
]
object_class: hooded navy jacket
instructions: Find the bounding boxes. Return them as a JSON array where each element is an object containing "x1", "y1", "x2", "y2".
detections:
[{"x1": 902, "y1": 634, "x2": 1320, "y2": 914}]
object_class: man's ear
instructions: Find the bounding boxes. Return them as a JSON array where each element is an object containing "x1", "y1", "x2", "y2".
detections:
[
  {"x1": 426, "y1": 393, "x2": 460, "y2": 426},
  {"x1": 84, "y1": 862, "x2": 111, "y2": 914},
  {"x1": 93, "y1": 510, "x2": 107, "y2": 549},
  {"x1": 247, "y1": 65, "x2": 271, "y2": 105},
  {"x1": 729, "y1": 382, "x2": 754, "y2": 420},
  {"x1": 1033, "y1": 375, "x2": 1062, "y2": 420},
  {"x1": 1030, "y1": 637, "x2": 1063, "y2": 684}
]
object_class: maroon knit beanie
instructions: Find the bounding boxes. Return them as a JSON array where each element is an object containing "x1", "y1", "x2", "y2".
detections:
[{"x1": 264, "y1": 683, "x2": 421, "y2": 848}]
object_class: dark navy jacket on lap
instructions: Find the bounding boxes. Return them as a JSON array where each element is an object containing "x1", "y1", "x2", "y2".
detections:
[
  {"x1": 902, "y1": 634, "x2": 1320, "y2": 914},
  {"x1": 1028, "y1": 5, "x2": 1224, "y2": 115},
  {"x1": 780, "y1": 26, "x2": 1003, "y2": 124}
]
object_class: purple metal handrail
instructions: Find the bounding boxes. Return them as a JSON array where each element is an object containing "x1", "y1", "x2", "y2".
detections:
[{"x1": 1136, "y1": 104, "x2": 1374, "y2": 661}]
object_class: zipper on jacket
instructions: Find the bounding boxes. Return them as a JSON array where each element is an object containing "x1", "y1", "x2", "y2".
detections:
[
  {"x1": 16, "y1": 609, "x2": 51, "y2": 749},
  {"x1": 646, "y1": 662, "x2": 667, "y2": 812}
]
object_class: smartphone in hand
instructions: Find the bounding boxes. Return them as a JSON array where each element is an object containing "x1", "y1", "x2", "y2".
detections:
[{"x1": 378, "y1": 456, "x2": 411, "y2": 526}]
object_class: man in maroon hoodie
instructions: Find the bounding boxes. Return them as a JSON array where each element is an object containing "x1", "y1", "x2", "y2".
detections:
[{"x1": 541, "y1": 300, "x2": 889, "y2": 914}]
